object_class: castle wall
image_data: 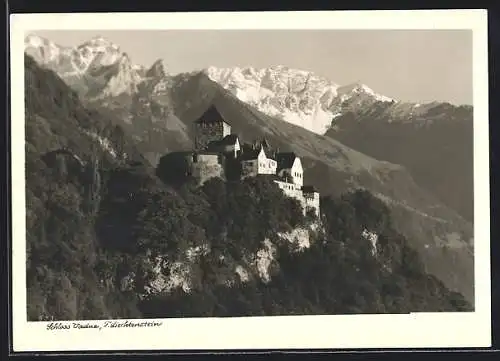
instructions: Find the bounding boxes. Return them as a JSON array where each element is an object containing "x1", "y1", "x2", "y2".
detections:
[
  {"x1": 274, "y1": 180, "x2": 320, "y2": 218},
  {"x1": 241, "y1": 149, "x2": 277, "y2": 178},
  {"x1": 188, "y1": 119, "x2": 320, "y2": 215},
  {"x1": 304, "y1": 192, "x2": 320, "y2": 217},
  {"x1": 191, "y1": 161, "x2": 224, "y2": 185},
  {"x1": 274, "y1": 180, "x2": 303, "y2": 199},
  {"x1": 196, "y1": 153, "x2": 219, "y2": 165},
  {"x1": 194, "y1": 121, "x2": 229, "y2": 150},
  {"x1": 257, "y1": 157, "x2": 277, "y2": 175},
  {"x1": 222, "y1": 122, "x2": 231, "y2": 138},
  {"x1": 291, "y1": 158, "x2": 304, "y2": 187},
  {"x1": 241, "y1": 160, "x2": 258, "y2": 178},
  {"x1": 229, "y1": 138, "x2": 241, "y2": 158}
]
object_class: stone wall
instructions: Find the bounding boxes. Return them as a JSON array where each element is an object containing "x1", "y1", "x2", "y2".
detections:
[
  {"x1": 191, "y1": 157, "x2": 224, "y2": 185},
  {"x1": 195, "y1": 153, "x2": 219, "y2": 165},
  {"x1": 257, "y1": 158, "x2": 277, "y2": 175},
  {"x1": 194, "y1": 121, "x2": 227, "y2": 150},
  {"x1": 304, "y1": 192, "x2": 321, "y2": 217},
  {"x1": 241, "y1": 160, "x2": 258, "y2": 179},
  {"x1": 275, "y1": 180, "x2": 320, "y2": 217},
  {"x1": 222, "y1": 122, "x2": 231, "y2": 138},
  {"x1": 275, "y1": 180, "x2": 304, "y2": 201}
]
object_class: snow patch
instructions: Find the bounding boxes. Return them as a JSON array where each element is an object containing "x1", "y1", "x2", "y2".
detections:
[
  {"x1": 84, "y1": 131, "x2": 118, "y2": 158},
  {"x1": 25, "y1": 34, "x2": 143, "y2": 98},
  {"x1": 205, "y1": 66, "x2": 395, "y2": 135}
]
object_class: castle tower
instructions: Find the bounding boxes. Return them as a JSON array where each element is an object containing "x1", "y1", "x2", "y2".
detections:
[{"x1": 193, "y1": 105, "x2": 231, "y2": 150}]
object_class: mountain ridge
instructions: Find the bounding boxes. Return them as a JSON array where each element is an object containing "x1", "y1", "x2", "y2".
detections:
[
  {"x1": 24, "y1": 56, "x2": 473, "y2": 321},
  {"x1": 25, "y1": 34, "x2": 456, "y2": 134},
  {"x1": 146, "y1": 71, "x2": 474, "y2": 303},
  {"x1": 23, "y1": 37, "x2": 475, "y2": 302}
]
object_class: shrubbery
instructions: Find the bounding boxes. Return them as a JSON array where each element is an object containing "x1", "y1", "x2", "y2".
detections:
[
  {"x1": 24, "y1": 54, "x2": 472, "y2": 321},
  {"x1": 139, "y1": 188, "x2": 471, "y2": 318}
]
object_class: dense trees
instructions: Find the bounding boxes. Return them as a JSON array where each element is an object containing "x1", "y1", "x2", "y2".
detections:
[
  {"x1": 139, "y1": 188, "x2": 472, "y2": 318},
  {"x1": 25, "y1": 53, "x2": 472, "y2": 321}
]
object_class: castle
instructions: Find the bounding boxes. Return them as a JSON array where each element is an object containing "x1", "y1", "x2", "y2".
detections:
[{"x1": 176, "y1": 105, "x2": 320, "y2": 218}]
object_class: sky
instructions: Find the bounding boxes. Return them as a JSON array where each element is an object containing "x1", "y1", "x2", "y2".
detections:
[{"x1": 33, "y1": 30, "x2": 473, "y2": 105}]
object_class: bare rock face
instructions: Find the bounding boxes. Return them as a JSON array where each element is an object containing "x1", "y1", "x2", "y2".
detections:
[
  {"x1": 24, "y1": 34, "x2": 144, "y2": 99},
  {"x1": 24, "y1": 35, "x2": 475, "y2": 305},
  {"x1": 203, "y1": 66, "x2": 394, "y2": 135},
  {"x1": 146, "y1": 59, "x2": 167, "y2": 78}
]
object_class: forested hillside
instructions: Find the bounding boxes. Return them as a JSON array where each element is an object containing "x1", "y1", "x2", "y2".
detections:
[{"x1": 24, "y1": 55, "x2": 471, "y2": 321}]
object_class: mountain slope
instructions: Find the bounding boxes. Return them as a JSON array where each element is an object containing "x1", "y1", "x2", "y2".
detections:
[
  {"x1": 24, "y1": 54, "x2": 145, "y2": 165},
  {"x1": 24, "y1": 37, "x2": 475, "y2": 304},
  {"x1": 25, "y1": 34, "x2": 145, "y2": 100},
  {"x1": 325, "y1": 102, "x2": 474, "y2": 222},
  {"x1": 204, "y1": 65, "x2": 394, "y2": 134},
  {"x1": 160, "y1": 72, "x2": 475, "y2": 303},
  {"x1": 204, "y1": 65, "x2": 474, "y2": 222},
  {"x1": 24, "y1": 54, "x2": 149, "y2": 320},
  {"x1": 24, "y1": 55, "x2": 472, "y2": 321},
  {"x1": 24, "y1": 35, "x2": 397, "y2": 135}
]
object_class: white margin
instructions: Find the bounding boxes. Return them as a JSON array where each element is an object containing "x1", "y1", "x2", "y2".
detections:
[{"x1": 10, "y1": 10, "x2": 491, "y2": 352}]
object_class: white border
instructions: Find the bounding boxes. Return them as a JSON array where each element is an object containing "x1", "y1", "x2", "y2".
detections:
[{"x1": 10, "y1": 10, "x2": 490, "y2": 352}]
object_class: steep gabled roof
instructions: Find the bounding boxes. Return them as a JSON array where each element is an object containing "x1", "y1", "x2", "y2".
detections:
[
  {"x1": 219, "y1": 134, "x2": 239, "y2": 146},
  {"x1": 194, "y1": 105, "x2": 230, "y2": 125},
  {"x1": 276, "y1": 152, "x2": 297, "y2": 171},
  {"x1": 206, "y1": 134, "x2": 240, "y2": 152},
  {"x1": 239, "y1": 148, "x2": 261, "y2": 161},
  {"x1": 240, "y1": 145, "x2": 277, "y2": 161}
]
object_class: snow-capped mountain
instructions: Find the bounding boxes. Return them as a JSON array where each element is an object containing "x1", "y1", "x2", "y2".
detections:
[
  {"x1": 24, "y1": 34, "x2": 145, "y2": 99},
  {"x1": 24, "y1": 34, "x2": 465, "y2": 138},
  {"x1": 24, "y1": 34, "x2": 403, "y2": 134},
  {"x1": 24, "y1": 47, "x2": 475, "y2": 304},
  {"x1": 204, "y1": 66, "x2": 395, "y2": 134}
]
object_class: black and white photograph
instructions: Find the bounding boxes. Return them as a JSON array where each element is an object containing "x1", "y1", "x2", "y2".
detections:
[{"x1": 10, "y1": 10, "x2": 491, "y2": 352}]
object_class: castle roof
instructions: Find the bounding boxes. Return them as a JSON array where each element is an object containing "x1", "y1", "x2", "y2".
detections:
[
  {"x1": 239, "y1": 148, "x2": 261, "y2": 161},
  {"x1": 239, "y1": 145, "x2": 277, "y2": 161},
  {"x1": 276, "y1": 152, "x2": 297, "y2": 170},
  {"x1": 194, "y1": 105, "x2": 230, "y2": 125},
  {"x1": 213, "y1": 134, "x2": 239, "y2": 146},
  {"x1": 206, "y1": 134, "x2": 240, "y2": 153}
]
